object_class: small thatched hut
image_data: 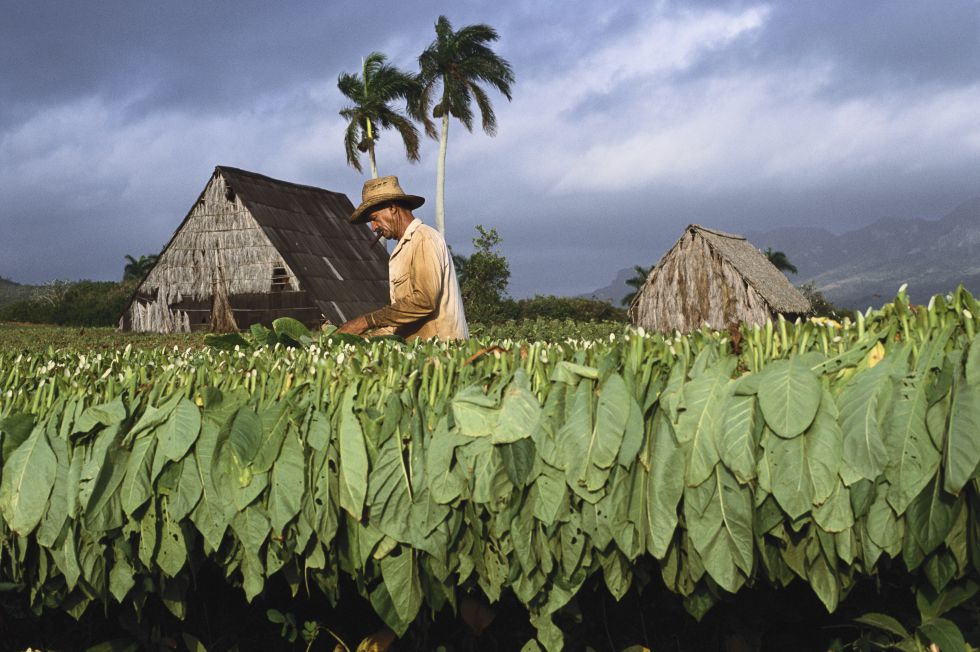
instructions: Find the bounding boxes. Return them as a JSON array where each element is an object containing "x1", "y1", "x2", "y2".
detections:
[
  {"x1": 120, "y1": 166, "x2": 389, "y2": 332},
  {"x1": 628, "y1": 224, "x2": 811, "y2": 333}
]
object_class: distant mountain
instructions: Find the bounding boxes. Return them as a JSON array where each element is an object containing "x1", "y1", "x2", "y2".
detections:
[
  {"x1": 585, "y1": 198, "x2": 980, "y2": 310},
  {"x1": 745, "y1": 197, "x2": 980, "y2": 309},
  {"x1": 580, "y1": 266, "x2": 637, "y2": 306}
]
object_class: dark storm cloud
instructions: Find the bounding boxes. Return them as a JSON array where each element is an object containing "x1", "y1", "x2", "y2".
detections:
[{"x1": 2, "y1": 1, "x2": 980, "y2": 298}]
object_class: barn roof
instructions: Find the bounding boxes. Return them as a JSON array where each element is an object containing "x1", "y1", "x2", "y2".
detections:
[
  {"x1": 683, "y1": 224, "x2": 810, "y2": 313},
  {"x1": 215, "y1": 166, "x2": 389, "y2": 323}
]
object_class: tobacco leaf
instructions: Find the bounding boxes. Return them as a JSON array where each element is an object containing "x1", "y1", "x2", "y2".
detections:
[
  {"x1": 0, "y1": 424, "x2": 57, "y2": 535},
  {"x1": 943, "y1": 358, "x2": 980, "y2": 495},
  {"x1": 268, "y1": 431, "x2": 304, "y2": 533},
  {"x1": 757, "y1": 358, "x2": 822, "y2": 439},
  {"x1": 676, "y1": 366, "x2": 731, "y2": 487},
  {"x1": 157, "y1": 397, "x2": 201, "y2": 463},
  {"x1": 684, "y1": 466, "x2": 753, "y2": 594},
  {"x1": 338, "y1": 386, "x2": 369, "y2": 519},
  {"x1": 840, "y1": 357, "x2": 893, "y2": 481},
  {"x1": 494, "y1": 369, "x2": 540, "y2": 444}
]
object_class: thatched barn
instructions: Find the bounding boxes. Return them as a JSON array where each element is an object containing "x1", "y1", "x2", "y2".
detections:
[
  {"x1": 120, "y1": 166, "x2": 389, "y2": 332},
  {"x1": 628, "y1": 224, "x2": 811, "y2": 333}
]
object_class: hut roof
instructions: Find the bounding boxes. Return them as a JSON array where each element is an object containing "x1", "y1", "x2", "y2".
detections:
[
  {"x1": 215, "y1": 166, "x2": 389, "y2": 322},
  {"x1": 678, "y1": 224, "x2": 810, "y2": 313},
  {"x1": 122, "y1": 166, "x2": 389, "y2": 328}
]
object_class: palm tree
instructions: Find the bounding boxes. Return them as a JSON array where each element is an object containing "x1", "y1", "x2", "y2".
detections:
[
  {"x1": 622, "y1": 265, "x2": 652, "y2": 306},
  {"x1": 416, "y1": 16, "x2": 515, "y2": 236},
  {"x1": 338, "y1": 52, "x2": 421, "y2": 178},
  {"x1": 123, "y1": 254, "x2": 159, "y2": 281},
  {"x1": 764, "y1": 247, "x2": 798, "y2": 275}
]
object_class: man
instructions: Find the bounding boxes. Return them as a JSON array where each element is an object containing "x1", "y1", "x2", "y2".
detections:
[{"x1": 337, "y1": 176, "x2": 468, "y2": 341}]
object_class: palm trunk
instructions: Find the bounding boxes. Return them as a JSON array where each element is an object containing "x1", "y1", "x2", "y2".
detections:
[
  {"x1": 366, "y1": 114, "x2": 379, "y2": 179},
  {"x1": 435, "y1": 113, "x2": 449, "y2": 236},
  {"x1": 369, "y1": 145, "x2": 378, "y2": 179}
]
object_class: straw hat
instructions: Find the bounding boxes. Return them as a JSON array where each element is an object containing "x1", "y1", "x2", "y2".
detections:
[{"x1": 349, "y1": 176, "x2": 424, "y2": 224}]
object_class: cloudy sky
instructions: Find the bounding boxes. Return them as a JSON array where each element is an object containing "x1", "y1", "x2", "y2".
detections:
[{"x1": 2, "y1": 1, "x2": 980, "y2": 297}]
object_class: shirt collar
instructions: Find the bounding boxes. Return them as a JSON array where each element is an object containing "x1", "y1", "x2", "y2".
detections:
[{"x1": 391, "y1": 218, "x2": 422, "y2": 258}]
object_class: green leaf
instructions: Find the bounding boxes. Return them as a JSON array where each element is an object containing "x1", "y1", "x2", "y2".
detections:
[
  {"x1": 684, "y1": 466, "x2": 753, "y2": 593},
  {"x1": 181, "y1": 633, "x2": 209, "y2": 652},
  {"x1": 108, "y1": 540, "x2": 136, "y2": 602},
  {"x1": 190, "y1": 421, "x2": 233, "y2": 551},
  {"x1": 307, "y1": 410, "x2": 331, "y2": 451},
  {"x1": 158, "y1": 397, "x2": 201, "y2": 463},
  {"x1": 676, "y1": 366, "x2": 731, "y2": 487},
  {"x1": 806, "y1": 389, "x2": 843, "y2": 506},
  {"x1": 204, "y1": 332, "x2": 249, "y2": 350},
  {"x1": 565, "y1": 373, "x2": 629, "y2": 491},
  {"x1": 550, "y1": 361, "x2": 599, "y2": 384},
  {"x1": 0, "y1": 425, "x2": 57, "y2": 534},
  {"x1": 84, "y1": 433, "x2": 130, "y2": 532},
  {"x1": 907, "y1": 474, "x2": 956, "y2": 555},
  {"x1": 368, "y1": 430, "x2": 413, "y2": 542},
  {"x1": 338, "y1": 386, "x2": 368, "y2": 519},
  {"x1": 766, "y1": 433, "x2": 811, "y2": 519},
  {"x1": 854, "y1": 612, "x2": 911, "y2": 639},
  {"x1": 530, "y1": 465, "x2": 566, "y2": 525},
  {"x1": 253, "y1": 402, "x2": 291, "y2": 473},
  {"x1": 37, "y1": 427, "x2": 70, "y2": 548},
  {"x1": 719, "y1": 395, "x2": 758, "y2": 484},
  {"x1": 943, "y1": 363, "x2": 980, "y2": 494},
  {"x1": 617, "y1": 395, "x2": 645, "y2": 467},
  {"x1": 556, "y1": 379, "x2": 592, "y2": 473},
  {"x1": 75, "y1": 396, "x2": 127, "y2": 432},
  {"x1": 426, "y1": 422, "x2": 464, "y2": 504},
  {"x1": 494, "y1": 369, "x2": 541, "y2": 444},
  {"x1": 121, "y1": 435, "x2": 156, "y2": 516},
  {"x1": 156, "y1": 516, "x2": 188, "y2": 577},
  {"x1": 231, "y1": 506, "x2": 270, "y2": 601},
  {"x1": 840, "y1": 357, "x2": 892, "y2": 480},
  {"x1": 268, "y1": 433, "x2": 305, "y2": 533},
  {"x1": 380, "y1": 548, "x2": 422, "y2": 630},
  {"x1": 918, "y1": 618, "x2": 966, "y2": 652},
  {"x1": 640, "y1": 412, "x2": 685, "y2": 559},
  {"x1": 866, "y1": 490, "x2": 903, "y2": 558},
  {"x1": 228, "y1": 407, "x2": 263, "y2": 470},
  {"x1": 272, "y1": 316, "x2": 312, "y2": 345},
  {"x1": 886, "y1": 367, "x2": 940, "y2": 515},
  {"x1": 917, "y1": 581, "x2": 979, "y2": 620},
  {"x1": 757, "y1": 358, "x2": 822, "y2": 438},
  {"x1": 966, "y1": 332, "x2": 980, "y2": 386},
  {"x1": 452, "y1": 385, "x2": 499, "y2": 437},
  {"x1": 0, "y1": 413, "x2": 35, "y2": 462},
  {"x1": 500, "y1": 437, "x2": 536, "y2": 488},
  {"x1": 808, "y1": 549, "x2": 839, "y2": 612},
  {"x1": 813, "y1": 481, "x2": 853, "y2": 533},
  {"x1": 168, "y1": 454, "x2": 203, "y2": 522}
]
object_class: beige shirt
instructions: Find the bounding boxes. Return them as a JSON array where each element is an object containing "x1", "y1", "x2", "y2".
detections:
[{"x1": 365, "y1": 218, "x2": 469, "y2": 341}]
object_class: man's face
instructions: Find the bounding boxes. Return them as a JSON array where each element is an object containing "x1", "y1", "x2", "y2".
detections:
[{"x1": 368, "y1": 205, "x2": 398, "y2": 239}]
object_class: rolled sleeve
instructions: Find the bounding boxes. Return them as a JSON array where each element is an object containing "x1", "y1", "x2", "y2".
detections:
[{"x1": 365, "y1": 235, "x2": 443, "y2": 328}]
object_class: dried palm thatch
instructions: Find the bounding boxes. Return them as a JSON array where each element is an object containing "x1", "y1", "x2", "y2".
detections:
[
  {"x1": 208, "y1": 264, "x2": 238, "y2": 333},
  {"x1": 120, "y1": 167, "x2": 390, "y2": 332},
  {"x1": 628, "y1": 225, "x2": 811, "y2": 333}
]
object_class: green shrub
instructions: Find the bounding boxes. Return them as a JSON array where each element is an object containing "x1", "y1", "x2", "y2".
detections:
[{"x1": 0, "y1": 280, "x2": 134, "y2": 327}]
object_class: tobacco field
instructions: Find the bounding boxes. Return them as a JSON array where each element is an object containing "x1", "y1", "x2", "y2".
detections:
[{"x1": 1, "y1": 287, "x2": 979, "y2": 650}]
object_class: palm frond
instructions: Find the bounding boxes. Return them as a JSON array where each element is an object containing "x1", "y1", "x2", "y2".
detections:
[
  {"x1": 343, "y1": 119, "x2": 363, "y2": 172},
  {"x1": 467, "y1": 82, "x2": 497, "y2": 135},
  {"x1": 338, "y1": 51, "x2": 423, "y2": 173},
  {"x1": 383, "y1": 111, "x2": 422, "y2": 162}
]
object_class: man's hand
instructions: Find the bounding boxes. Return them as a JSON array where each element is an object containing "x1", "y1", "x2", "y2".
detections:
[{"x1": 337, "y1": 315, "x2": 370, "y2": 335}]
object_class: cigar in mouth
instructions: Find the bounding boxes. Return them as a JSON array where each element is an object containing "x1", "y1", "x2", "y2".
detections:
[{"x1": 369, "y1": 230, "x2": 384, "y2": 248}]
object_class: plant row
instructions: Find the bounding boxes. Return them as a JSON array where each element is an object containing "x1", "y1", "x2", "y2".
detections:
[{"x1": 0, "y1": 288, "x2": 979, "y2": 650}]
